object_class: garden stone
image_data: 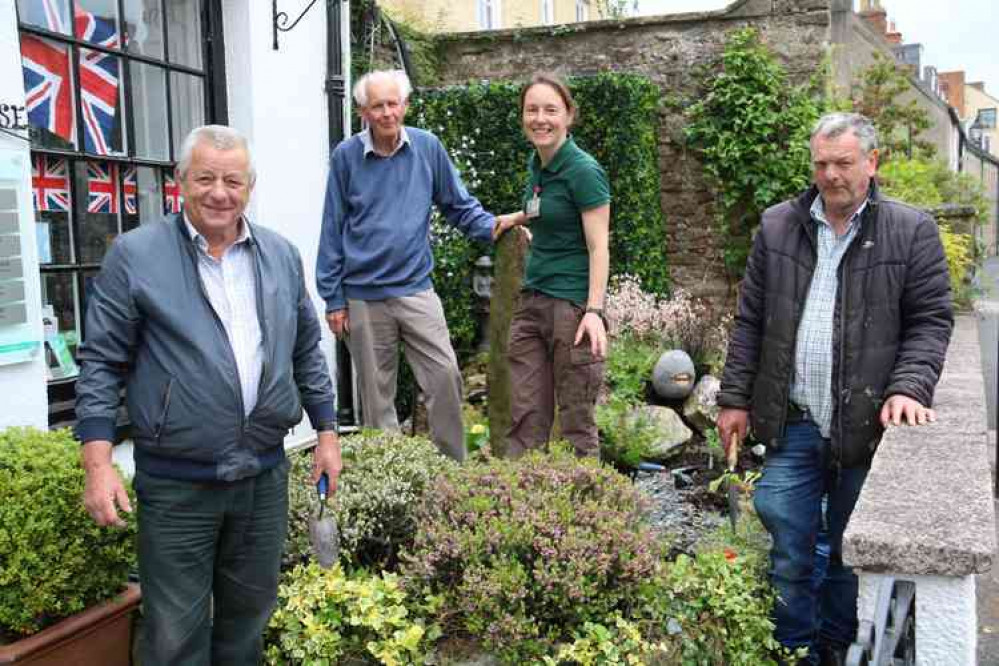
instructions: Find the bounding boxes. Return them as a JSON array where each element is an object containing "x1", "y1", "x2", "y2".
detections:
[
  {"x1": 487, "y1": 227, "x2": 530, "y2": 458},
  {"x1": 682, "y1": 374, "x2": 720, "y2": 434},
  {"x1": 672, "y1": 466, "x2": 695, "y2": 489},
  {"x1": 652, "y1": 349, "x2": 696, "y2": 400},
  {"x1": 629, "y1": 404, "x2": 693, "y2": 460}
]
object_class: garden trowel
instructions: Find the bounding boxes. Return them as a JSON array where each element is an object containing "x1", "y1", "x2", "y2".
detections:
[
  {"x1": 726, "y1": 432, "x2": 741, "y2": 531},
  {"x1": 309, "y1": 473, "x2": 339, "y2": 569}
]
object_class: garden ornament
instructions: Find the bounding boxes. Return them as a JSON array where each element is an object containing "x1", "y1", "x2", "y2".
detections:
[
  {"x1": 726, "y1": 432, "x2": 741, "y2": 531},
  {"x1": 309, "y1": 473, "x2": 339, "y2": 569},
  {"x1": 652, "y1": 350, "x2": 696, "y2": 400}
]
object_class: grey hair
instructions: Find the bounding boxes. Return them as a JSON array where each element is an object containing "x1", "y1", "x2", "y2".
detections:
[
  {"x1": 176, "y1": 125, "x2": 256, "y2": 184},
  {"x1": 353, "y1": 69, "x2": 412, "y2": 108},
  {"x1": 811, "y1": 112, "x2": 879, "y2": 154}
]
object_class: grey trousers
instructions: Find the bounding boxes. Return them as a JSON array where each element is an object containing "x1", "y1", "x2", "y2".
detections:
[
  {"x1": 346, "y1": 289, "x2": 466, "y2": 461},
  {"x1": 134, "y1": 460, "x2": 289, "y2": 666}
]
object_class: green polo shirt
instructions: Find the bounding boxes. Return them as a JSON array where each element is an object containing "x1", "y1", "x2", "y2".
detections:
[{"x1": 521, "y1": 137, "x2": 610, "y2": 305}]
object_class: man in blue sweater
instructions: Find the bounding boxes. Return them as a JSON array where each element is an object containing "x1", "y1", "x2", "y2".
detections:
[{"x1": 317, "y1": 69, "x2": 522, "y2": 461}]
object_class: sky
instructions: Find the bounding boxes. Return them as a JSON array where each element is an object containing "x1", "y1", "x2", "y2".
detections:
[{"x1": 634, "y1": 0, "x2": 999, "y2": 96}]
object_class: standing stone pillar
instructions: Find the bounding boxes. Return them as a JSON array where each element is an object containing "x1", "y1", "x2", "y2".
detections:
[{"x1": 487, "y1": 228, "x2": 529, "y2": 458}]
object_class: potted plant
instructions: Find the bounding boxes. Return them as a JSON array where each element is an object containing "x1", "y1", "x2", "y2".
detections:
[{"x1": 0, "y1": 427, "x2": 139, "y2": 665}]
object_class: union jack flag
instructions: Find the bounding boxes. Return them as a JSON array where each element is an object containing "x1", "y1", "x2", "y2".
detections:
[
  {"x1": 19, "y1": 3, "x2": 121, "y2": 155},
  {"x1": 32, "y1": 155, "x2": 70, "y2": 213},
  {"x1": 163, "y1": 171, "x2": 184, "y2": 214},
  {"x1": 75, "y1": 10, "x2": 121, "y2": 156},
  {"x1": 87, "y1": 161, "x2": 119, "y2": 214},
  {"x1": 21, "y1": 36, "x2": 74, "y2": 144},
  {"x1": 122, "y1": 165, "x2": 137, "y2": 215}
]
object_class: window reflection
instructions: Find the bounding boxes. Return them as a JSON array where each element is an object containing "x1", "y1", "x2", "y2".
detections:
[
  {"x1": 17, "y1": 0, "x2": 72, "y2": 35},
  {"x1": 167, "y1": 0, "x2": 203, "y2": 68},
  {"x1": 123, "y1": 0, "x2": 165, "y2": 59},
  {"x1": 170, "y1": 72, "x2": 205, "y2": 159},
  {"x1": 130, "y1": 62, "x2": 169, "y2": 160}
]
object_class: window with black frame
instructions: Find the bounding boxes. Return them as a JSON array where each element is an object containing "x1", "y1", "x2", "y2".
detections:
[{"x1": 17, "y1": 0, "x2": 223, "y2": 423}]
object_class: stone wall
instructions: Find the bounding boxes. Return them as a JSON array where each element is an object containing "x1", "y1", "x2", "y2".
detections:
[
  {"x1": 435, "y1": 0, "x2": 832, "y2": 305},
  {"x1": 431, "y1": 0, "x2": 961, "y2": 305}
]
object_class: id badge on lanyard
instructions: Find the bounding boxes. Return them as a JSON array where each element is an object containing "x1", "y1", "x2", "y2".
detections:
[{"x1": 525, "y1": 185, "x2": 541, "y2": 220}]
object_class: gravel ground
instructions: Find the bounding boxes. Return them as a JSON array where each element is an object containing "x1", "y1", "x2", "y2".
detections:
[{"x1": 632, "y1": 465, "x2": 728, "y2": 553}]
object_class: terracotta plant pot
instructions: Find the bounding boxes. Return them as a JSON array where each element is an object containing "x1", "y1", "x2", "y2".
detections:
[{"x1": 0, "y1": 584, "x2": 141, "y2": 665}]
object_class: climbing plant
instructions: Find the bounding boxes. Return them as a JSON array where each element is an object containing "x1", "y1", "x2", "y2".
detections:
[{"x1": 685, "y1": 27, "x2": 821, "y2": 277}]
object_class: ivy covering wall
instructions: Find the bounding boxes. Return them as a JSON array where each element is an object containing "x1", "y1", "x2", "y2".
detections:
[{"x1": 411, "y1": 72, "x2": 666, "y2": 359}]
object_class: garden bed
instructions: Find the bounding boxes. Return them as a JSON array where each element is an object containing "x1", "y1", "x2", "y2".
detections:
[{"x1": 269, "y1": 431, "x2": 789, "y2": 666}]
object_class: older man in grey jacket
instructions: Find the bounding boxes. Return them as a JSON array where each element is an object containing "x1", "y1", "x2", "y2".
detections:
[{"x1": 76, "y1": 125, "x2": 341, "y2": 666}]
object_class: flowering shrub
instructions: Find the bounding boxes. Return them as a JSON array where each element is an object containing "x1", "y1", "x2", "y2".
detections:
[
  {"x1": 605, "y1": 275, "x2": 731, "y2": 374},
  {"x1": 264, "y1": 562, "x2": 442, "y2": 665},
  {"x1": 400, "y1": 447, "x2": 665, "y2": 663},
  {"x1": 285, "y1": 431, "x2": 456, "y2": 570}
]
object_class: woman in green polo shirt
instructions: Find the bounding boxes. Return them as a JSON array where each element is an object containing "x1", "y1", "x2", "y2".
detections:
[{"x1": 503, "y1": 72, "x2": 611, "y2": 459}]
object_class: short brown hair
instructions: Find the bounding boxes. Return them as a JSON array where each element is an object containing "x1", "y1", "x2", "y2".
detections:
[{"x1": 519, "y1": 72, "x2": 577, "y2": 123}]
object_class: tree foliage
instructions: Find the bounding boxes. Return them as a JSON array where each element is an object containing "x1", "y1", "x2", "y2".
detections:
[{"x1": 848, "y1": 52, "x2": 934, "y2": 162}]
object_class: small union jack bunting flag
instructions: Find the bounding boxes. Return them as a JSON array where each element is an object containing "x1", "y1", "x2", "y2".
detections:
[
  {"x1": 122, "y1": 165, "x2": 137, "y2": 215},
  {"x1": 31, "y1": 155, "x2": 70, "y2": 213},
  {"x1": 163, "y1": 170, "x2": 183, "y2": 214},
  {"x1": 87, "y1": 160, "x2": 119, "y2": 214}
]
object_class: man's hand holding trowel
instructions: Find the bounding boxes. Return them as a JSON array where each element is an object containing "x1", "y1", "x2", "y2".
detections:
[
  {"x1": 310, "y1": 430, "x2": 343, "y2": 568},
  {"x1": 717, "y1": 408, "x2": 749, "y2": 530}
]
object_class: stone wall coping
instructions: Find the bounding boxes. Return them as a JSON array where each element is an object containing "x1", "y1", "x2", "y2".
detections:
[
  {"x1": 927, "y1": 204, "x2": 979, "y2": 218},
  {"x1": 843, "y1": 314, "x2": 997, "y2": 577},
  {"x1": 436, "y1": 0, "x2": 820, "y2": 43}
]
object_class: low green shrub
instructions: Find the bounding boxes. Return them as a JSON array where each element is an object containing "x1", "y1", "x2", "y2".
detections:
[
  {"x1": 604, "y1": 335, "x2": 660, "y2": 405},
  {"x1": 0, "y1": 428, "x2": 136, "y2": 637},
  {"x1": 595, "y1": 397, "x2": 662, "y2": 471},
  {"x1": 643, "y1": 499, "x2": 803, "y2": 665},
  {"x1": 940, "y1": 224, "x2": 975, "y2": 304},
  {"x1": 878, "y1": 156, "x2": 987, "y2": 307},
  {"x1": 400, "y1": 448, "x2": 664, "y2": 663},
  {"x1": 285, "y1": 431, "x2": 456, "y2": 571},
  {"x1": 264, "y1": 562, "x2": 441, "y2": 665},
  {"x1": 542, "y1": 615, "x2": 677, "y2": 665}
]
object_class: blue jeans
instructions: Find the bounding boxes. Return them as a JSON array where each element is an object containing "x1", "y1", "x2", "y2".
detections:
[{"x1": 753, "y1": 420, "x2": 868, "y2": 663}]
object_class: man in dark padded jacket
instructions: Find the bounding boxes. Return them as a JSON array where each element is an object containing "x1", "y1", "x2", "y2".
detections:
[{"x1": 716, "y1": 112, "x2": 953, "y2": 666}]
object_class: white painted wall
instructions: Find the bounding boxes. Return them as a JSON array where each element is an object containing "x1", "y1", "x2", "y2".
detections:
[
  {"x1": 0, "y1": 0, "x2": 49, "y2": 430},
  {"x1": 222, "y1": 0, "x2": 336, "y2": 447},
  {"x1": 857, "y1": 573, "x2": 978, "y2": 666}
]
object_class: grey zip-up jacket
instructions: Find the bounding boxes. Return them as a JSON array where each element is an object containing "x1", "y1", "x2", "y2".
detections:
[{"x1": 75, "y1": 214, "x2": 335, "y2": 481}]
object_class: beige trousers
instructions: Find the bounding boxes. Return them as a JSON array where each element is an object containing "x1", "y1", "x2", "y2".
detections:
[{"x1": 346, "y1": 289, "x2": 466, "y2": 461}]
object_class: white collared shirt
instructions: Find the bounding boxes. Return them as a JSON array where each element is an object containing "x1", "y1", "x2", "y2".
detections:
[
  {"x1": 360, "y1": 126, "x2": 410, "y2": 158},
  {"x1": 184, "y1": 215, "x2": 263, "y2": 417}
]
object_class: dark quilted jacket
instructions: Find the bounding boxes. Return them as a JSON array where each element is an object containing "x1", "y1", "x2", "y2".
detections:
[{"x1": 716, "y1": 182, "x2": 954, "y2": 469}]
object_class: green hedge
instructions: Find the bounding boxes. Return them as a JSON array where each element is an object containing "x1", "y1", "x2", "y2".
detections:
[{"x1": 411, "y1": 72, "x2": 666, "y2": 359}]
